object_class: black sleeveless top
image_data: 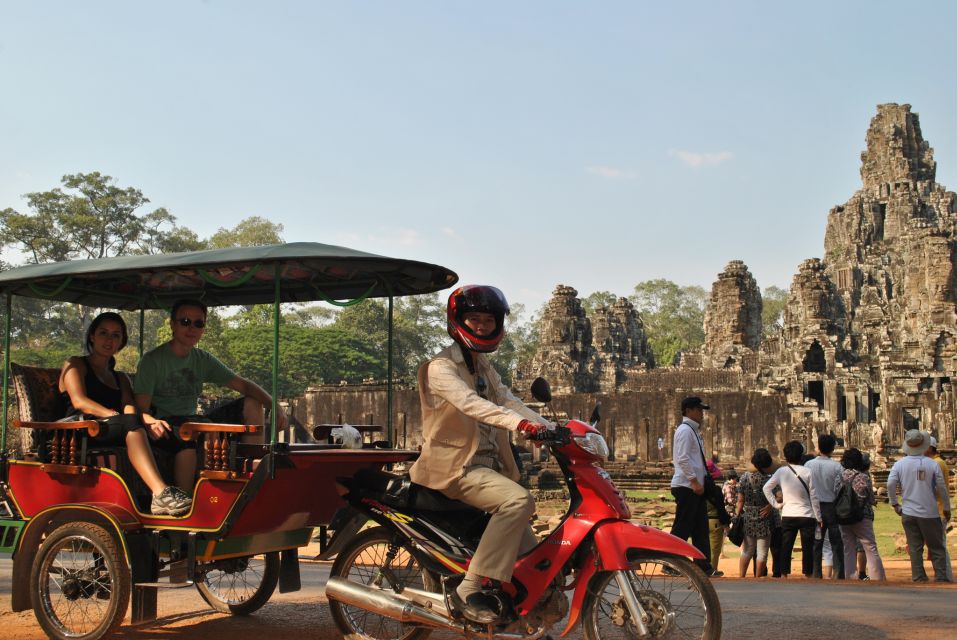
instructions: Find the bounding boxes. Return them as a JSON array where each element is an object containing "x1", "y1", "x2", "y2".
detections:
[{"x1": 63, "y1": 356, "x2": 123, "y2": 417}]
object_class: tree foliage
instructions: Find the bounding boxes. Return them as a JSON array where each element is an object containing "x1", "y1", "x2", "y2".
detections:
[
  {"x1": 489, "y1": 302, "x2": 541, "y2": 384},
  {"x1": 217, "y1": 322, "x2": 384, "y2": 397},
  {"x1": 208, "y1": 216, "x2": 284, "y2": 249},
  {"x1": 0, "y1": 172, "x2": 195, "y2": 262},
  {"x1": 762, "y1": 285, "x2": 788, "y2": 337},
  {"x1": 632, "y1": 279, "x2": 707, "y2": 366},
  {"x1": 580, "y1": 290, "x2": 618, "y2": 315},
  {"x1": 331, "y1": 293, "x2": 446, "y2": 379}
]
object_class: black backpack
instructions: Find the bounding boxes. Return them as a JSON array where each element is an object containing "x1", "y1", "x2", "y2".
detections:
[{"x1": 835, "y1": 479, "x2": 865, "y2": 525}]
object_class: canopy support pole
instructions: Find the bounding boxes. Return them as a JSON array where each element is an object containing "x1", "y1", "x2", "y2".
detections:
[
  {"x1": 272, "y1": 269, "x2": 281, "y2": 447},
  {"x1": 1, "y1": 294, "x2": 11, "y2": 451},
  {"x1": 387, "y1": 295, "x2": 394, "y2": 446},
  {"x1": 138, "y1": 307, "x2": 145, "y2": 357}
]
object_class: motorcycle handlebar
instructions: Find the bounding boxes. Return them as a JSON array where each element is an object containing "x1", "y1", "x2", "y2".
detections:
[{"x1": 534, "y1": 425, "x2": 572, "y2": 445}]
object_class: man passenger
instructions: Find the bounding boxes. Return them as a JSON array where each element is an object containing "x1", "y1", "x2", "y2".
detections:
[{"x1": 134, "y1": 299, "x2": 288, "y2": 490}]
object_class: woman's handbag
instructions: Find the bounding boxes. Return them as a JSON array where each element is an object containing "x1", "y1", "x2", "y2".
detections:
[{"x1": 727, "y1": 514, "x2": 745, "y2": 546}]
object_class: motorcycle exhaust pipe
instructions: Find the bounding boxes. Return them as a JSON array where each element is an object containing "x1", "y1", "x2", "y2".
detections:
[{"x1": 326, "y1": 576, "x2": 464, "y2": 633}]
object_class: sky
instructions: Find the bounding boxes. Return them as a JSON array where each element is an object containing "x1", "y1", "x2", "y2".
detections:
[{"x1": 2, "y1": 1, "x2": 957, "y2": 316}]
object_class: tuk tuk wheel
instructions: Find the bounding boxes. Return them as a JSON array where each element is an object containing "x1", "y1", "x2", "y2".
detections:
[
  {"x1": 30, "y1": 522, "x2": 131, "y2": 640},
  {"x1": 195, "y1": 552, "x2": 280, "y2": 615}
]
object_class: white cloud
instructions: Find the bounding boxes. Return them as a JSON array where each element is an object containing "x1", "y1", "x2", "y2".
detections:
[
  {"x1": 669, "y1": 150, "x2": 734, "y2": 168},
  {"x1": 586, "y1": 165, "x2": 638, "y2": 180},
  {"x1": 441, "y1": 226, "x2": 464, "y2": 243}
]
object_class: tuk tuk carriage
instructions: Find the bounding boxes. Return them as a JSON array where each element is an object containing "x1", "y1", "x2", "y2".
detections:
[{"x1": 0, "y1": 242, "x2": 457, "y2": 640}]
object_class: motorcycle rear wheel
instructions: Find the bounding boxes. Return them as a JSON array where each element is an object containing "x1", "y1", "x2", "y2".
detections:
[
  {"x1": 582, "y1": 554, "x2": 720, "y2": 640},
  {"x1": 329, "y1": 526, "x2": 440, "y2": 640}
]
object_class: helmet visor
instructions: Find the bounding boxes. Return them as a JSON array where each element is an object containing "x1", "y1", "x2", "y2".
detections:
[{"x1": 454, "y1": 285, "x2": 510, "y2": 316}]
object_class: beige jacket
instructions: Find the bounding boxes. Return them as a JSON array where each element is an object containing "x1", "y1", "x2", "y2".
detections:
[{"x1": 409, "y1": 343, "x2": 546, "y2": 490}]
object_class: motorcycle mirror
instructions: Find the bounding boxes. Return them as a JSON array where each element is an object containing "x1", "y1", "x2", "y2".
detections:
[
  {"x1": 530, "y1": 377, "x2": 552, "y2": 403},
  {"x1": 589, "y1": 401, "x2": 601, "y2": 426}
]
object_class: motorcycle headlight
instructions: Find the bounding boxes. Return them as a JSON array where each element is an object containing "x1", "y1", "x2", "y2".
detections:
[{"x1": 574, "y1": 432, "x2": 609, "y2": 459}]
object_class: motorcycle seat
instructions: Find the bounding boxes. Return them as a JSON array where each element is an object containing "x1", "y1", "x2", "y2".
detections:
[{"x1": 351, "y1": 468, "x2": 478, "y2": 513}]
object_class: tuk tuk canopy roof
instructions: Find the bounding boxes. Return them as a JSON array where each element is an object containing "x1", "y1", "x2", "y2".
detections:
[{"x1": 0, "y1": 242, "x2": 459, "y2": 309}]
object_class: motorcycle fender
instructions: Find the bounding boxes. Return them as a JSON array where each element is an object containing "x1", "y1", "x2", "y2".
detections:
[
  {"x1": 314, "y1": 507, "x2": 368, "y2": 561},
  {"x1": 592, "y1": 520, "x2": 704, "y2": 570}
]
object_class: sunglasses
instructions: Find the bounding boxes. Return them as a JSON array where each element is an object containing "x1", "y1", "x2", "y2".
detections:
[{"x1": 176, "y1": 317, "x2": 206, "y2": 329}]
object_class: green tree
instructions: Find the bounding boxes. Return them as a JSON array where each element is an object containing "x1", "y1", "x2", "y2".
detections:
[
  {"x1": 489, "y1": 302, "x2": 542, "y2": 384},
  {"x1": 219, "y1": 322, "x2": 384, "y2": 397},
  {"x1": 208, "y1": 216, "x2": 284, "y2": 249},
  {"x1": 331, "y1": 293, "x2": 446, "y2": 379},
  {"x1": 0, "y1": 172, "x2": 192, "y2": 262},
  {"x1": 0, "y1": 172, "x2": 200, "y2": 366},
  {"x1": 580, "y1": 291, "x2": 618, "y2": 314},
  {"x1": 632, "y1": 279, "x2": 707, "y2": 366},
  {"x1": 762, "y1": 285, "x2": 788, "y2": 337}
]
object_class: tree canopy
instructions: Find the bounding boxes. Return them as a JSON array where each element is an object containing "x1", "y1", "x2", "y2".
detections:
[{"x1": 632, "y1": 279, "x2": 707, "y2": 366}]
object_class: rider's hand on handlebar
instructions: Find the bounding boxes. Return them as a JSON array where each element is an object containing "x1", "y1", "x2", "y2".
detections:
[{"x1": 518, "y1": 419, "x2": 549, "y2": 440}]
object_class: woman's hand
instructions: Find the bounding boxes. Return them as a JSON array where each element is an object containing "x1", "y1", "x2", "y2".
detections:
[
  {"x1": 146, "y1": 419, "x2": 171, "y2": 440},
  {"x1": 759, "y1": 504, "x2": 772, "y2": 518}
]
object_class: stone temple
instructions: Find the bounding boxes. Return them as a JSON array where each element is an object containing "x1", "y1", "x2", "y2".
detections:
[
  {"x1": 295, "y1": 103, "x2": 957, "y2": 469},
  {"x1": 514, "y1": 103, "x2": 957, "y2": 466}
]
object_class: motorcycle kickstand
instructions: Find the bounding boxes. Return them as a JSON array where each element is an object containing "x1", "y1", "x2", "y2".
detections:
[{"x1": 613, "y1": 570, "x2": 651, "y2": 638}]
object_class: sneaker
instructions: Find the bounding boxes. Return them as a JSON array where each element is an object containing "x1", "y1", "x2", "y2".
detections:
[
  {"x1": 151, "y1": 486, "x2": 192, "y2": 516},
  {"x1": 708, "y1": 570, "x2": 724, "y2": 578}
]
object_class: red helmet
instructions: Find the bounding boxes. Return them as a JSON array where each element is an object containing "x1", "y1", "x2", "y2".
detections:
[{"x1": 447, "y1": 285, "x2": 510, "y2": 353}]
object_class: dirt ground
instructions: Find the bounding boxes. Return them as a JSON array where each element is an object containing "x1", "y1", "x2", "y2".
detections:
[{"x1": 5, "y1": 540, "x2": 957, "y2": 640}]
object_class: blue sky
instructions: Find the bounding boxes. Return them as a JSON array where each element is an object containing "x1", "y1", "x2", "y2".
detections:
[{"x1": 2, "y1": 1, "x2": 956, "y2": 315}]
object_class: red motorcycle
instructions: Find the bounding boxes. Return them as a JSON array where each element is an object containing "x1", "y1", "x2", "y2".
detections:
[{"x1": 324, "y1": 379, "x2": 721, "y2": 640}]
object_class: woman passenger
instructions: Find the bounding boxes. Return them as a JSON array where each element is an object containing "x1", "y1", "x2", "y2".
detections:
[{"x1": 59, "y1": 312, "x2": 192, "y2": 516}]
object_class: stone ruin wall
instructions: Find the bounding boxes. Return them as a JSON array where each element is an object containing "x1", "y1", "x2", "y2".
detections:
[{"x1": 292, "y1": 103, "x2": 957, "y2": 469}]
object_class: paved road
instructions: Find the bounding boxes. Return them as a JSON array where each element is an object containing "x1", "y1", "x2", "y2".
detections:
[{"x1": 3, "y1": 555, "x2": 957, "y2": 639}]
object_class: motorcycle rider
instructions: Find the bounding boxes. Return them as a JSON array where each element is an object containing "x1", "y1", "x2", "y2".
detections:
[{"x1": 410, "y1": 285, "x2": 551, "y2": 624}]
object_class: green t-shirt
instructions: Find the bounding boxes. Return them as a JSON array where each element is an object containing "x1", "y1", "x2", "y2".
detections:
[{"x1": 133, "y1": 343, "x2": 236, "y2": 418}]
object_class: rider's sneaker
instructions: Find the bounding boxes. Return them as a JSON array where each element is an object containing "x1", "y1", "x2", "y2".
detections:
[
  {"x1": 151, "y1": 486, "x2": 192, "y2": 516},
  {"x1": 451, "y1": 589, "x2": 500, "y2": 624}
]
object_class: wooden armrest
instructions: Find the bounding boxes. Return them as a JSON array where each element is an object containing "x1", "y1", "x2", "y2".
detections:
[
  {"x1": 179, "y1": 422, "x2": 262, "y2": 441},
  {"x1": 12, "y1": 420, "x2": 101, "y2": 436}
]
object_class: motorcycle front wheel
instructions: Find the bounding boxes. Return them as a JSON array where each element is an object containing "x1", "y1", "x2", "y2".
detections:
[
  {"x1": 329, "y1": 526, "x2": 440, "y2": 640},
  {"x1": 582, "y1": 554, "x2": 721, "y2": 640}
]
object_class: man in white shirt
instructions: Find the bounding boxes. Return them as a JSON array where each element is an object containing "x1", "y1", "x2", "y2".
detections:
[
  {"x1": 887, "y1": 429, "x2": 952, "y2": 582},
  {"x1": 670, "y1": 396, "x2": 721, "y2": 577},
  {"x1": 763, "y1": 441, "x2": 822, "y2": 578},
  {"x1": 805, "y1": 433, "x2": 845, "y2": 579}
]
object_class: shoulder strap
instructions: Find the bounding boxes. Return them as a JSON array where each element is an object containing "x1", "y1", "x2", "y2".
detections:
[{"x1": 788, "y1": 464, "x2": 812, "y2": 500}]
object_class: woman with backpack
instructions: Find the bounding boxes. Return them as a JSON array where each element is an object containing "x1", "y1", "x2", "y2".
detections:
[
  {"x1": 838, "y1": 447, "x2": 886, "y2": 580},
  {"x1": 735, "y1": 448, "x2": 776, "y2": 577}
]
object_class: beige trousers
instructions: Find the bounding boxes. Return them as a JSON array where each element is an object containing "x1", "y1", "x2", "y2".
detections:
[{"x1": 441, "y1": 465, "x2": 538, "y2": 582}]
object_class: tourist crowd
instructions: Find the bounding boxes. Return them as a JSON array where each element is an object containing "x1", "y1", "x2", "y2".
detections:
[{"x1": 670, "y1": 395, "x2": 953, "y2": 582}]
